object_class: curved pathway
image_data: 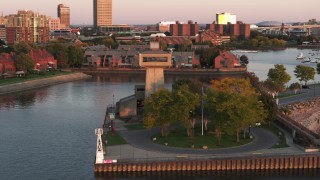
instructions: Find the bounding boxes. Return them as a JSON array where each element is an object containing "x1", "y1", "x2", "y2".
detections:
[{"x1": 118, "y1": 127, "x2": 278, "y2": 155}]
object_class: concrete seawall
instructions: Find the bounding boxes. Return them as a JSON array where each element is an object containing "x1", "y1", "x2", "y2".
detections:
[
  {"x1": 0, "y1": 72, "x2": 91, "y2": 95},
  {"x1": 94, "y1": 154, "x2": 320, "y2": 173}
]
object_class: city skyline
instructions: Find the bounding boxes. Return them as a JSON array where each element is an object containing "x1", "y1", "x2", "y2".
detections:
[{"x1": 0, "y1": 0, "x2": 319, "y2": 25}]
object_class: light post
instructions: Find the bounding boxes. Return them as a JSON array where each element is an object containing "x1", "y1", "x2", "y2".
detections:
[
  {"x1": 314, "y1": 81, "x2": 316, "y2": 97},
  {"x1": 201, "y1": 86, "x2": 204, "y2": 136}
]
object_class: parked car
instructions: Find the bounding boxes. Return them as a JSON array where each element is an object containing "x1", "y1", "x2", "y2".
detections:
[{"x1": 302, "y1": 85, "x2": 311, "y2": 89}]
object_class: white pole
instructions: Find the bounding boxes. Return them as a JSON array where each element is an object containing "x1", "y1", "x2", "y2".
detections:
[{"x1": 201, "y1": 86, "x2": 204, "y2": 136}]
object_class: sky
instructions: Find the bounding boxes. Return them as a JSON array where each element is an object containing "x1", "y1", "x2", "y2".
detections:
[{"x1": 0, "y1": 0, "x2": 319, "y2": 25}]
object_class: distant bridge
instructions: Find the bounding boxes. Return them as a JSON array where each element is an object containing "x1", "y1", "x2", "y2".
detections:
[{"x1": 255, "y1": 25, "x2": 320, "y2": 35}]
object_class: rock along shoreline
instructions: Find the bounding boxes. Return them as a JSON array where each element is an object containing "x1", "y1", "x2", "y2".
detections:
[{"x1": 0, "y1": 72, "x2": 92, "y2": 95}]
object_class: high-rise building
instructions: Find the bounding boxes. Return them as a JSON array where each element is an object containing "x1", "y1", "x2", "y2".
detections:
[
  {"x1": 6, "y1": 10, "x2": 49, "y2": 44},
  {"x1": 57, "y1": 4, "x2": 70, "y2": 29},
  {"x1": 93, "y1": 0, "x2": 112, "y2": 28}
]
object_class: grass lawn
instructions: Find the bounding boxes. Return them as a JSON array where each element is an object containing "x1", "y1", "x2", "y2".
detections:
[
  {"x1": 261, "y1": 123, "x2": 289, "y2": 148},
  {"x1": 152, "y1": 125, "x2": 252, "y2": 149},
  {"x1": 278, "y1": 93, "x2": 305, "y2": 99},
  {"x1": 124, "y1": 123, "x2": 145, "y2": 130},
  {"x1": 102, "y1": 131, "x2": 127, "y2": 146},
  {"x1": 0, "y1": 71, "x2": 75, "y2": 86}
]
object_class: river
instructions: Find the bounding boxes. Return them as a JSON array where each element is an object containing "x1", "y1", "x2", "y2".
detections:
[{"x1": 0, "y1": 48, "x2": 319, "y2": 179}]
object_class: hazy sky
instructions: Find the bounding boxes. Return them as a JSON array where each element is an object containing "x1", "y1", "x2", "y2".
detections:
[{"x1": 0, "y1": 0, "x2": 318, "y2": 25}]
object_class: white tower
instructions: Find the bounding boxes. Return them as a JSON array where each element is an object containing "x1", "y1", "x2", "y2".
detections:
[{"x1": 95, "y1": 128, "x2": 104, "y2": 164}]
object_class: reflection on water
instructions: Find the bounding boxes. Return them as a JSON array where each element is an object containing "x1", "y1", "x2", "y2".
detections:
[
  {"x1": 96, "y1": 169, "x2": 320, "y2": 180},
  {"x1": 0, "y1": 89, "x2": 49, "y2": 110}
]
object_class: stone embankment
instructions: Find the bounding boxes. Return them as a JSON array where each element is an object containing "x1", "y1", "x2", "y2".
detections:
[
  {"x1": 0, "y1": 72, "x2": 91, "y2": 95},
  {"x1": 285, "y1": 97, "x2": 320, "y2": 134}
]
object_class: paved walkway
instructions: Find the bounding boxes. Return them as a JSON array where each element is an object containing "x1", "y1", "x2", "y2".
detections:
[{"x1": 104, "y1": 119, "x2": 307, "y2": 161}]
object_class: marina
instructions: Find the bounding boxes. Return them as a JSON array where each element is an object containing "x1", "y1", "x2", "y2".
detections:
[{"x1": 1, "y1": 48, "x2": 320, "y2": 179}]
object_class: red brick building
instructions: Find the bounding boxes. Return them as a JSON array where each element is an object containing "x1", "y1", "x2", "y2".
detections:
[
  {"x1": 214, "y1": 51, "x2": 241, "y2": 69},
  {"x1": 206, "y1": 22, "x2": 250, "y2": 39},
  {"x1": 196, "y1": 30, "x2": 230, "y2": 45},
  {"x1": 170, "y1": 20, "x2": 199, "y2": 36}
]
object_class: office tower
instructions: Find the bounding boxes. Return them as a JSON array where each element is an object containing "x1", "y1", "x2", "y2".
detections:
[
  {"x1": 93, "y1": 0, "x2": 112, "y2": 28},
  {"x1": 57, "y1": 4, "x2": 70, "y2": 29}
]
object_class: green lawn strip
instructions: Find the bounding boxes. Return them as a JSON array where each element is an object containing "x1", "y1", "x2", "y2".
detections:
[
  {"x1": 0, "y1": 71, "x2": 74, "y2": 86},
  {"x1": 124, "y1": 123, "x2": 145, "y2": 130},
  {"x1": 261, "y1": 123, "x2": 289, "y2": 148},
  {"x1": 152, "y1": 125, "x2": 252, "y2": 149},
  {"x1": 102, "y1": 131, "x2": 127, "y2": 146},
  {"x1": 278, "y1": 92, "x2": 305, "y2": 99}
]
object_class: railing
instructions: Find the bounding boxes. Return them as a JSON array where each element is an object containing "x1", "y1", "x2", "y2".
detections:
[{"x1": 277, "y1": 113, "x2": 320, "y2": 140}]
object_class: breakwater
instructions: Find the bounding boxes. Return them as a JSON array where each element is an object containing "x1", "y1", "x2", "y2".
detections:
[
  {"x1": 94, "y1": 154, "x2": 320, "y2": 173},
  {"x1": 0, "y1": 72, "x2": 91, "y2": 95}
]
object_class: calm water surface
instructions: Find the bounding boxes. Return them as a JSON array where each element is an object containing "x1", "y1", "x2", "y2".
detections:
[{"x1": 0, "y1": 48, "x2": 319, "y2": 180}]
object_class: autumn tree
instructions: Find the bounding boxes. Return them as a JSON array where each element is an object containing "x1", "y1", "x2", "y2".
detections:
[{"x1": 294, "y1": 65, "x2": 316, "y2": 85}]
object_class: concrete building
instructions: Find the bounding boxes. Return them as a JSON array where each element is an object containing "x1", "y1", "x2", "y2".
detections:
[
  {"x1": 94, "y1": 0, "x2": 112, "y2": 28},
  {"x1": 156, "y1": 21, "x2": 176, "y2": 32},
  {"x1": 6, "y1": 10, "x2": 50, "y2": 44},
  {"x1": 170, "y1": 20, "x2": 199, "y2": 36},
  {"x1": 0, "y1": 25, "x2": 6, "y2": 42},
  {"x1": 216, "y1": 12, "x2": 236, "y2": 25},
  {"x1": 48, "y1": 18, "x2": 61, "y2": 31},
  {"x1": 57, "y1": 4, "x2": 70, "y2": 29}
]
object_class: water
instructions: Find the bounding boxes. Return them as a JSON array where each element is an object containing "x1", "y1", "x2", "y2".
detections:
[
  {"x1": 243, "y1": 48, "x2": 320, "y2": 85},
  {"x1": 0, "y1": 48, "x2": 319, "y2": 179}
]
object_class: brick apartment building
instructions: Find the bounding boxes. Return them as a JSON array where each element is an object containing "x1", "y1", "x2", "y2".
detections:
[
  {"x1": 206, "y1": 22, "x2": 250, "y2": 39},
  {"x1": 5, "y1": 10, "x2": 50, "y2": 45},
  {"x1": 170, "y1": 20, "x2": 199, "y2": 36}
]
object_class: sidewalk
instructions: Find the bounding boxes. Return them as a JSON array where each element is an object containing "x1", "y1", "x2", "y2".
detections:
[{"x1": 103, "y1": 119, "x2": 310, "y2": 161}]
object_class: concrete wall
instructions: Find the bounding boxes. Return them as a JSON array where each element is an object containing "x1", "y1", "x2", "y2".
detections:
[{"x1": 0, "y1": 72, "x2": 91, "y2": 95}]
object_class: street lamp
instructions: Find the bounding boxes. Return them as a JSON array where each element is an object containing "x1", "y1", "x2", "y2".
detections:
[{"x1": 201, "y1": 86, "x2": 204, "y2": 136}]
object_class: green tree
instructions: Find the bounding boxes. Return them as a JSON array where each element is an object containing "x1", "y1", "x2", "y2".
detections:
[
  {"x1": 209, "y1": 78, "x2": 267, "y2": 143},
  {"x1": 289, "y1": 82, "x2": 302, "y2": 94},
  {"x1": 267, "y1": 64, "x2": 291, "y2": 86},
  {"x1": 14, "y1": 53, "x2": 35, "y2": 73},
  {"x1": 143, "y1": 89, "x2": 175, "y2": 138},
  {"x1": 68, "y1": 45, "x2": 84, "y2": 67},
  {"x1": 263, "y1": 79, "x2": 284, "y2": 98},
  {"x1": 46, "y1": 43, "x2": 69, "y2": 68},
  {"x1": 172, "y1": 84, "x2": 200, "y2": 137},
  {"x1": 294, "y1": 65, "x2": 316, "y2": 85},
  {"x1": 179, "y1": 39, "x2": 192, "y2": 51},
  {"x1": 317, "y1": 63, "x2": 320, "y2": 75},
  {"x1": 14, "y1": 42, "x2": 32, "y2": 54}
]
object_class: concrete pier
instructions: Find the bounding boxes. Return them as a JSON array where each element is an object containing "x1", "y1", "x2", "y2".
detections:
[{"x1": 94, "y1": 155, "x2": 320, "y2": 173}]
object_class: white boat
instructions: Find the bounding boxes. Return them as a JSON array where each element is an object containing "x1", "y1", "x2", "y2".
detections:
[
  {"x1": 296, "y1": 52, "x2": 304, "y2": 60},
  {"x1": 301, "y1": 57, "x2": 311, "y2": 63},
  {"x1": 310, "y1": 57, "x2": 320, "y2": 63}
]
